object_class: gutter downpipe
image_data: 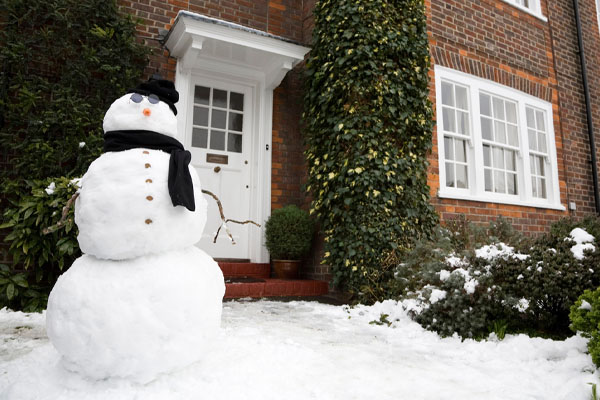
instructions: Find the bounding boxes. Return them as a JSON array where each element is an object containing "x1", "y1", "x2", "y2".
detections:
[{"x1": 573, "y1": 0, "x2": 600, "y2": 214}]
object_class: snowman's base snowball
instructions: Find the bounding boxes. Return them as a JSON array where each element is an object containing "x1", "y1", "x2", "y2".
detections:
[{"x1": 46, "y1": 246, "x2": 225, "y2": 383}]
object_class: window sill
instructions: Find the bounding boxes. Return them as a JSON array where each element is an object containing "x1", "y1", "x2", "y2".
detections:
[
  {"x1": 501, "y1": 0, "x2": 548, "y2": 22},
  {"x1": 437, "y1": 190, "x2": 565, "y2": 211}
]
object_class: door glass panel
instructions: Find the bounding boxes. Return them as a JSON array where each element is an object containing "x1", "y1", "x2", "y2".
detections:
[
  {"x1": 192, "y1": 85, "x2": 245, "y2": 155},
  {"x1": 194, "y1": 86, "x2": 210, "y2": 105},
  {"x1": 191, "y1": 128, "x2": 208, "y2": 148},
  {"x1": 211, "y1": 110, "x2": 226, "y2": 129},
  {"x1": 193, "y1": 106, "x2": 209, "y2": 127},
  {"x1": 213, "y1": 89, "x2": 228, "y2": 108},
  {"x1": 210, "y1": 130, "x2": 225, "y2": 151},
  {"x1": 228, "y1": 112, "x2": 243, "y2": 132},
  {"x1": 230, "y1": 92, "x2": 244, "y2": 111},
  {"x1": 228, "y1": 133, "x2": 243, "y2": 153}
]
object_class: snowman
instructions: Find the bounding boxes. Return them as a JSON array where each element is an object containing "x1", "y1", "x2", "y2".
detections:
[{"x1": 45, "y1": 79, "x2": 225, "y2": 383}]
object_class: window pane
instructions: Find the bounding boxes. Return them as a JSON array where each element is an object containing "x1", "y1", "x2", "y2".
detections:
[
  {"x1": 495, "y1": 121, "x2": 506, "y2": 144},
  {"x1": 537, "y1": 156, "x2": 545, "y2": 176},
  {"x1": 455, "y1": 139, "x2": 466, "y2": 162},
  {"x1": 193, "y1": 106, "x2": 209, "y2": 127},
  {"x1": 455, "y1": 86, "x2": 468, "y2": 110},
  {"x1": 507, "y1": 125, "x2": 519, "y2": 146},
  {"x1": 481, "y1": 117, "x2": 493, "y2": 140},
  {"x1": 483, "y1": 145, "x2": 491, "y2": 167},
  {"x1": 456, "y1": 165, "x2": 468, "y2": 189},
  {"x1": 213, "y1": 89, "x2": 228, "y2": 108},
  {"x1": 530, "y1": 156, "x2": 537, "y2": 174},
  {"x1": 485, "y1": 169, "x2": 493, "y2": 191},
  {"x1": 227, "y1": 133, "x2": 243, "y2": 153},
  {"x1": 228, "y1": 112, "x2": 243, "y2": 132},
  {"x1": 441, "y1": 82, "x2": 454, "y2": 107},
  {"x1": 493, "y1": 147, "x2": 504, "y2": 169},
  {"x1": 526, "y1": 108, "x2": 535, "y2": 128},
  {"x1": 445, "y1": 162, "x2": 455, "y2": 188},
  {"x1": 480, "y1": 93, "x2": 491, "y2": 116},
  {"x1": 493, "y1": 97, "x2": 505, "y2": 120},
  {"x1": 505, "y1": 150, "x2": 516, "y2": 171},
  {"x1": 210, "y1": 130, "x2": 225, "y2": 151},
  {"x1": 494, "y1": 171, "x2": 506, "y2": 193},
  {"x1": 457, "y1": 111, "x2": 469, "y2": 136},
  {"x1": 444, "y1": 136, "x2": 454, "y2": 160},
  {"x1": 507, "y1": 173, "x2": 517, "y2": 195},
  {"x1": 442, "y1": 107, "x2": 456, "y2": 133},
  {"x1": 506, "y1": 102, "x2": 517, "y2": 124},
  {"x1": 211, "y1": 109, "x2": 227, "y2": 129},
  {"x1": 528, "y1": 129, "x2": 537, "y2": 151},
  {"x1": 538, "y1": 132, "x2": 547, "y2": 153},
  {"x1": 230, "y1": 92, "x2": 244, "y2": 111},
  {"x1": 532, "y1": 177, "x2": 538, "y2": 198},
  {"x1": 536, "y1": 110, "x2": 545, "y2": 132},
  {"x1": 191, "y1": 128, "x2": 208, "y2": 148},
  {"x1": 194, "y1": 86, "x2": 210, "y2": 105},
  {"x1": 540, "y1": 178, "x2": 547, "y2": 198}
]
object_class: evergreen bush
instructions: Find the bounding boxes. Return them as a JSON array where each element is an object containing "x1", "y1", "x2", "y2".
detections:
[
  {"x1": 0, "y1": 0, "x2": 149, "y2": 310},
  {"x1": 400, "y1": 217, "x2": 600, "y2": 339},
  {"x1": 265, "y1": 205, "x2": 314, "y2": 260},
  {"x1": 303, "y1": 0, "x2": 437, "y2": 303},
  {"x1": 570, "y1": 288, "x2": 600, "y2": 367}
]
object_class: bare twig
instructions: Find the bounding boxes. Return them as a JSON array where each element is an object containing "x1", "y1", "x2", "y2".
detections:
[
  {"x1": 42, "y1": 192, "x2": 80, "y2": 235},
  {"x1": 201, "y1": 189, "x2": 261, "y2": 244}
]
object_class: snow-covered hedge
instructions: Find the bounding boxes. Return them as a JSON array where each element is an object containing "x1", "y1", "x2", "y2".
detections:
[
  {"x1": 397, "y1": 217, "x2": 600, "y2": 339},
  {"x1": 570, "y1": 288, "x2": 600, "y2": 367}
]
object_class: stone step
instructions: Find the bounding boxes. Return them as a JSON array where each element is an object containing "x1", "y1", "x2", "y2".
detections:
[
  {"x1": 218, "y1": 262, "x2": 270, "y2": 279},
  {"x1": 224, "y1": 278, "x2": 329, "y2": 299}
]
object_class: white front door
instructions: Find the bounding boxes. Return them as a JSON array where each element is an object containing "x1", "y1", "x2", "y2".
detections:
[{"x1": 185, "y1": 78, "x2": 254, "y2": 260}]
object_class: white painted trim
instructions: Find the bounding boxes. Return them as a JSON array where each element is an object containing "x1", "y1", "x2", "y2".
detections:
[
  {"x1": 167, "y1": 13, "x2": 309, "y2": 262},
  {"x1": 434, "y1": 65, "x2": 563, "y2": 211},
  {"x1": 501, "y1": 0, "x2": 548, "y2": 22}
]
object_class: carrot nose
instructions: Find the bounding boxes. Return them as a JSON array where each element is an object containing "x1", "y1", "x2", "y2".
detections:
[{"x1": 143, "y1": 108, "x2": 151, "y2": 117}]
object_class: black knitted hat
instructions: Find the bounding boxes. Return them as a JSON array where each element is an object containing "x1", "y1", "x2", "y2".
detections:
[{"x1": 128, "y1": 78, "x2": 179, "y2": 115}]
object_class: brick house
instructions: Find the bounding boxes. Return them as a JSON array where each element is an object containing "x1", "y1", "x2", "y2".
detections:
[{"x1": 114, "y1": 0, "x2": 599, "y2": 282}]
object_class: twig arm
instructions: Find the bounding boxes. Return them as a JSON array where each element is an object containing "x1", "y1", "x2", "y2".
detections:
[
  {"x1": 42, "y1": 192, "x2": 80, "y2": 235},
  {"x1": 201, "y1": 189, "x2": 261, "y2": 244}
]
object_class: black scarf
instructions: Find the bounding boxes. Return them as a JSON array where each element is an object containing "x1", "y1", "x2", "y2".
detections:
[{"x1": 104, "y1": 130, "x2": 195, "y2": 212}]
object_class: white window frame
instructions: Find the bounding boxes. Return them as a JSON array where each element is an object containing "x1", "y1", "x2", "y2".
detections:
[
  {"x1": 435, "y1": 65, "x2": 564, "y2": 210},
  {"x1": 501, "y1": 0, "x2": 547, "y2": 22},
  {"x1": 596, "y1": 0, "x2": 600, "y2": 34}
]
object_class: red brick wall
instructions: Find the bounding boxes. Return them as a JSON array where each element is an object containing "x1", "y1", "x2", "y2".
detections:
[
  {"x1": 547, "y1": 0, "x2": 600, "y2": 217},
  {"x1": 425, "y1": 0, "x2": 589, "y2": 233}
]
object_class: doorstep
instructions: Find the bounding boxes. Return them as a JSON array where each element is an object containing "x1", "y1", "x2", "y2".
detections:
[
  {"x1": 224, "y1": 278, "x2": 329, "y2": 299},
  {"x1": 217, "y1": 262, "x2": 329, "y2": 299}
]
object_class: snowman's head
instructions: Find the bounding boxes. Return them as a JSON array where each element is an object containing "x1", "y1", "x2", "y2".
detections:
[{"x1": 103, "y1": 79, "x2": 179, "y2": 138}]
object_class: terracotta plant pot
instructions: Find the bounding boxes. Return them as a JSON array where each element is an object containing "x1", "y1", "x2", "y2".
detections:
[{"x1": 272, "y1": 260, "x2": 301, "y2": 279}]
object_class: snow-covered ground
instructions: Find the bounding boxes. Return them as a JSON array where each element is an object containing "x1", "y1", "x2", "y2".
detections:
[{"x1": 0, "y1": 299, "x2": 597, "y2": 400}]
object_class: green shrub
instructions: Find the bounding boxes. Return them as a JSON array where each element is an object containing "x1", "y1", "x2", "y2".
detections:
[
  {"x1": 401, "y1": 217, "x2": 600, "y2": 339},
  {"x1": 303, "y1": 0, "x2": 437, "y2": 303},
  {"x1": 265, "y1": 205, "x2": 314, "y2": 260},
  {"x1": 0, "y1": 0, "x2": 150, "y2": 310},
  {"x1": 0, "y1": 178, "x2": 80, "y2": 311},
  {"x1": 570, "y1": 288, "x2": 600, "y2": 367}
]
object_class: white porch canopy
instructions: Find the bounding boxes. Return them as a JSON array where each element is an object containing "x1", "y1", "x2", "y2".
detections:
[{"x1": 163, "y1": 12, "x2": 310, "y2": 263}]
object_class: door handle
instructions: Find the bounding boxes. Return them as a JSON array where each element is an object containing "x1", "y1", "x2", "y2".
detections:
[{"x1": 214, "y1": 166, "x2": 221, "y2": 173}]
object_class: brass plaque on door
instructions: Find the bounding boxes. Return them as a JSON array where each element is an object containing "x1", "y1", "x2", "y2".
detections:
[{"x1": 206, "y1": 153, "x2": 229, "y2": 164}]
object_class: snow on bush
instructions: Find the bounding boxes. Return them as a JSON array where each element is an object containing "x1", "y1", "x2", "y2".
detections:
[
  {"x1": 396, "y1": 217, "x2": 600, "y2": 339},
  {"x1": 567, "y1": 228, "x2": 595, "y2": 260}
]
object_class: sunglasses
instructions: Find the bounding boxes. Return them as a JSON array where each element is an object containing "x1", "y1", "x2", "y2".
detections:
[{"x1": 130, "y1": 93, "x2": 160, "y2": 104}]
